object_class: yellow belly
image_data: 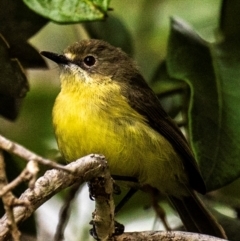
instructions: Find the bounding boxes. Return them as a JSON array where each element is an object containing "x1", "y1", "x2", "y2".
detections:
[{"x1": 53, "y1": 81, "x2": 188, "y2": 196}]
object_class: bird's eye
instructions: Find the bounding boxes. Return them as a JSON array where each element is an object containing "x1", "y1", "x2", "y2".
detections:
[{"x1": 83, "y1": 55, "x2": 96, "y2": 67}]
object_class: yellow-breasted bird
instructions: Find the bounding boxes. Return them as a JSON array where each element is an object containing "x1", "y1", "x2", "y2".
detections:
[{"x1": 41, "y1": 39, "x2": 226, "y2": 238}]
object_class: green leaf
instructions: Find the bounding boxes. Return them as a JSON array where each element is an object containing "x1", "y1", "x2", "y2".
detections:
[
  {"x1": 210, "y1": 40, "x2": 240, "y2": 188},
  {"x1": 220, "y1": 0, "x2": 240, "y2": 37},
  {"x1": 150, "y1": 61, "x2": 187, "y2": 119},
  {"x1": 0, "y1": 35, "x2": 29, "y2": 98},
  {"x1": 0, "y1": 35, "x2": 29, "y2": 120},
  {"x1": 167, "y1": 17, "x2": 240, "y2": 191},
  {"x1": 83, "y1": 14, "x2": 133, "y2": 56},
  {"x1": 23, "y1": 0, "x2": 111, "y2": 23},
  {"x1": 0, "y1": 0, "x2": 48, "y2": 68},
  {"x1": 0, "y1": 96, "x2": 23, "y2": 120}
]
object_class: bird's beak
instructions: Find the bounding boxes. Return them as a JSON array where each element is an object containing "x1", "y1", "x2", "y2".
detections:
[{"x1": 40, "y1": 51, "x2": 69, "y2": 65}]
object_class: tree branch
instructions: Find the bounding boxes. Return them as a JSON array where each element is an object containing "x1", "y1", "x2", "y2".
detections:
[
  {"x1": 0, "y1": 160, "x2": 39, "y2": 197},
  {"x1": 0, "y1": 154, "x2": 110, "y2": 240},
  {"x1": 114, "y1": 231, "x2": 227, "y2": 241},
  {"x1": 0, "y1": 150, "x2": 21, "y2": 241},
  {"x1": 0, "y1": 134, "x2": 70, "y2": 172},
  {"x1": 0, "y1": 151, "x2": 228, "y2": 241}
]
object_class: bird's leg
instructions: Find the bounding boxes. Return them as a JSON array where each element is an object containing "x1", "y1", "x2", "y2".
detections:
[
  {"x1": 113, "y1": 220, "x2": 125, "y2": 235},
  {"x1": 89, "y1": 220, "x2": 124, "y2": 240},
  {"x1": 87, "y1": 176, "x2": 105, "y2": 200},
  {"x1": 111, "y1": 175, "x2": 139, "y2": 214},
  {"x1": 115, "y1": 188, "x2": 137, "y2": 214},
  {"x1": 149, "y1": 187, "x2": 171, "y2": 231},
  {"x1": 113, "y1": 182, "x2": 121, "y2": 195},
  {"x1": 111, "y1": 175, "x2": 138, "y2": 182}
]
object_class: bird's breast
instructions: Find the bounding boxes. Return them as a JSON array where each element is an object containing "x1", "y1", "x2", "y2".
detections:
[{"x1": 53, "y1": 82, "x2": 189, "y2": 196}]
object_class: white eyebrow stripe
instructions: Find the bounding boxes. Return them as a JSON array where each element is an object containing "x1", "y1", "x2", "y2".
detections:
[{"x1": 65, "y1": 52, "x2": 76, "y2": 60}]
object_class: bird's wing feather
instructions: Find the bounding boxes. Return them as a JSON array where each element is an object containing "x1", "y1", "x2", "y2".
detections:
[{"x1": 119, "y1": 73, "x2": 206, "y2": 194}]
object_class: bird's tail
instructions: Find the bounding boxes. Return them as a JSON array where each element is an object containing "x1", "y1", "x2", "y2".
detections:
[{"x1": 168, "y1": 191, "x2": 227, "y2": 239}]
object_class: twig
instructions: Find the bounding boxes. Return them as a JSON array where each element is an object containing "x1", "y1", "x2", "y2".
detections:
[
  {"x1": 0, "y1": 134, "x2": 71, "y2": 172},
  {"x1": 0, "y1": 154, "x2": 110, "y2": 241},
  {"x1": 54, "y1": 183, "x2": 83, "y2": 241},
  {"x1": 0, "y1": 160, "x2": 39, "y2": 197},
  {"x1": 0, "y1": 150, "x2": 21, "y2": 241}
]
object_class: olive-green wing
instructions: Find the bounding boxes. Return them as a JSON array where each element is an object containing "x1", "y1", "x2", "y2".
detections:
[{"x1": 120, "y1": 73, "x2": 206, "y2": 194}]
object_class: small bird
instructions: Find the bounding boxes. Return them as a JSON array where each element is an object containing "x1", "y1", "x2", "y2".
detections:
[{"x1": 41, "y1": 39, "x2": 226, "y2": 238}]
